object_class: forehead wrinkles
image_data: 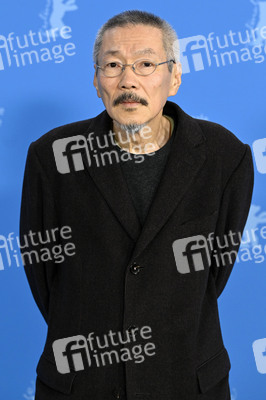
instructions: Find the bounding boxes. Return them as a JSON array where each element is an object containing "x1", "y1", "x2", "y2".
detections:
[
  {"x1": 102, "y1": 47, "x2": 158, "y2": 60},
  {"x1": 100, "y1": 27, "x2": 164, "y2": 59}
]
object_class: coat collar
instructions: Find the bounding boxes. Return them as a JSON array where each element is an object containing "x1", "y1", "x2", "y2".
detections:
[{"x1": 83, "y1": 100, "x2": 207, "y2": 262}]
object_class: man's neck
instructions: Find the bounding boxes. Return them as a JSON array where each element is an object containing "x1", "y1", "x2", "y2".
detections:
[{"x1": 112, "y1": 115, "x2": 171, "y2": 154}]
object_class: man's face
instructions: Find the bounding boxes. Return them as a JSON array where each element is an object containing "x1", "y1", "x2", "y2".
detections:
[{"x1": 93, "y1": 24, "x2": 181, "y2": 130}]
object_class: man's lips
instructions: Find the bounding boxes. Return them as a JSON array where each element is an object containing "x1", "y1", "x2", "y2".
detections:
[
  {"x1": 122, "y1": 100, "x2": 139, "y2": 103},
  {"x1": 121, "y1": 101, "x2": 140, "y2": 105}
]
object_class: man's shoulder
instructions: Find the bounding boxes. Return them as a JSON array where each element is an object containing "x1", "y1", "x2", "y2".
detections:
[
  {"x1": 168, "y1": 101, "x2": 248, "y2": 157},
  {"x1": 195, "y1": 117, "x2": 245, "y2": 149},
  {"x1": 194, "y1": 117, "x2": 249, "y2": 166}
]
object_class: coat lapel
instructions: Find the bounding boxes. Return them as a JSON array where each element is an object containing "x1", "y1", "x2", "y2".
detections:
[
  {"x1": 83, "y1": 109, "x2": 142, "y2": 242},
  {"x1": 83, "y1": 101, "x2": 207, "y2": 260}
]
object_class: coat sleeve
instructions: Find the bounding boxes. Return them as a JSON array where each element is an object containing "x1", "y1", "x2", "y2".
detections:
[
  {"x1": 19, "y1": 142, "x2": 58, "y2": 323},
  {"x1": 210, "y1": 143, "x2": 254, "y2": 298}
]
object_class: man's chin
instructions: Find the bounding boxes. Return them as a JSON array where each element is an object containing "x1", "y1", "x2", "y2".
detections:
[{"x1": 114, "y1": 121, "x2": 147, "y2": 135}]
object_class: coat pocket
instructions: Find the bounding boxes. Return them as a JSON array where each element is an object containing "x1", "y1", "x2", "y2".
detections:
[
  {"x1": 196, "y1": 346, "x2": 231, "y2": 394},
  {"x1": 36, "y1": 352, "x2": 77, "y2": 394}
]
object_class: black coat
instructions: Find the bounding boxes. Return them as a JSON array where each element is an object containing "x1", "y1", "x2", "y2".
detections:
[{"x1": 19, "y1": 100, "x2": 254, "y2": 400}]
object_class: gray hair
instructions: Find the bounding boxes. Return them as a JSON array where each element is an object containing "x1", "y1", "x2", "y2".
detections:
[{"x1": 93, "y1": 10, "x2": 180, "y2": 73}]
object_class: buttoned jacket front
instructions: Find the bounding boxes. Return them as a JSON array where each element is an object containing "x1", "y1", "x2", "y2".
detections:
[{"x1": 19, "y1": 100, "x2": 254, "y2": 400}]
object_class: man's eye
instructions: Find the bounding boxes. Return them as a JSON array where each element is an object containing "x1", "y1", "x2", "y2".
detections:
[
  {"x1": 139, "y1": 61, "x2": 153, "y2": 67},
  {"x1": 105, "y1": 62, "x2": 120, "y2": 68}
]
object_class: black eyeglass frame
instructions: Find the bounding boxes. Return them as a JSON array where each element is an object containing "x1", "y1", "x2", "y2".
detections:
[{"x1": 95, "y1": 59, "x2": 176, "y2": 76}]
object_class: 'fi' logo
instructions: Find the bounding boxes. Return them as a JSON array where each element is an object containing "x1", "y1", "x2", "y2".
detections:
[
  {"x1": 53, "y1": 335, "x2": 91, "y2": 374},
  {"x1": 252, "y1": 338, "x2": 266, "y2": 374},
  {"x1": 0, "y1": 35, "x2": 12, "y2": 71},
  {"x1": 178, "y1": 35, "x2": 211, "y2": 74},
  {"x1": 0, "y1": 235, "x2": 12, "y2": 270},
  {"x1": 172, "y1": 234, "x2": 211, "y2": 274},
  {"x1": 252, "y1": 138, "x2": 266, "y2": 174},
  {"x1": 52, "y1": 135, "x2": 91, "y2": 174}
]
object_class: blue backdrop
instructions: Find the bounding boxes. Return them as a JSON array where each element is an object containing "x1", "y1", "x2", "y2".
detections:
[{"x1": 0, "y1": 1, "x2": 265, "y2": 398}]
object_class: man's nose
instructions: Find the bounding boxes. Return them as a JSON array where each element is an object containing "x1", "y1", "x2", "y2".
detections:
[{"x1": 118, "y1": 65, "x2": 140, "y2": 89}]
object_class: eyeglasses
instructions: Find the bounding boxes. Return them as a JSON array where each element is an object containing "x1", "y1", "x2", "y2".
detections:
[{"x1": 95, "y1": 59, "x2": 176, "y2": 77}]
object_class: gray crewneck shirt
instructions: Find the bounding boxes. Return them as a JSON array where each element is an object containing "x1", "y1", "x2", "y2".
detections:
[{"x1": 115, "y1": 115, "x2": 176, "y2": 226}]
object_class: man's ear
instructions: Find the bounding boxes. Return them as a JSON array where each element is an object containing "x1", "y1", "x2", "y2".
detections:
[
  {"x1": 93, "y1": 65, "x2": 101, "y2": 98},
  {"x1": 168, "y1": 61, "x2": 182, "y2": 97}
]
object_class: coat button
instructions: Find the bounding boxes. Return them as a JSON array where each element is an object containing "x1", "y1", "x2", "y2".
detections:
[
  {"x1": 112, "y1": 387, "x2": 123, "y2": 398},
  {"x1": 129, "y1": 262, "x2": 142, "y2": 275}
]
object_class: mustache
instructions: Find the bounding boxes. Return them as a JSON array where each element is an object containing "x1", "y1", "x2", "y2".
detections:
[{"x1": 113, "y1": 92, "x2": 148, "y2": 107}]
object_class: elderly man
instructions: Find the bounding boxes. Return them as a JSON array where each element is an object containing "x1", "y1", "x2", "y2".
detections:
[{"x1": 20, "y1": 9, "x2": 254, "y2": 400}]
